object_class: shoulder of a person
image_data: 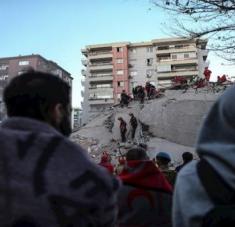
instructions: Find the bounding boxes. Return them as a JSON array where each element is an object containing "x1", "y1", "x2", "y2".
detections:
[
  {"x1": 177, "y1": 160, "x2": 198, "y2": 181},
  {"x1": 58, "y1": 137, "x2": 120, "y2": 190}
]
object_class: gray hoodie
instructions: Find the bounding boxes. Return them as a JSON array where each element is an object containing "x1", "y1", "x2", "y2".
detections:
[
  {"x1": 173, "y1": 86, "x2": 235, "y2": 227},
  {"x1": 0, "y1": 117, "x2": 119, "y2": 227}
]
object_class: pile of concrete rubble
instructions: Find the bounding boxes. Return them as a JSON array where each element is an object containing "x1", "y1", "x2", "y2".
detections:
[{"x1": 70, "y1": 88, "x2": 224, "y2": 166}]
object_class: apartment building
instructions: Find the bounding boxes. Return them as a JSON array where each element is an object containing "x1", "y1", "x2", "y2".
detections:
[
  {"x1": 81, "y1": 37, "x2": 208, "y2": 124},
  {"x1": 0, "y1": 54, "x2": 73, "y2": 121},
  {"x1": 72, "y1": 107, "x2": 82, "y2": 130}
]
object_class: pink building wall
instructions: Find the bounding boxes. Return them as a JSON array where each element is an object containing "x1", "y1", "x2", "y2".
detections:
[{"x1": 112, "y1": 46, "x2": 129, "y2": 103}]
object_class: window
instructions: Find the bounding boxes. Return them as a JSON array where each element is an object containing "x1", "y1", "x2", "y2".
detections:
[
  {"x1": 18, "y1": 71, "x2": 24, "y2": 75},
  {"x1": 147, "y1": 47, "x2": 153, "y2": 53},
  {"x1": 172, "y1": 54, "x2": 177, "y2": 60},
  {"x1": 129, "y1": 58, "x2": 137, "y2": 61},
  {"x1": 130, "y1": 71, "x2": 137, "y2": 76},
  {"x1": 19, "y1": 60, "x2": 29, "y2": 66},
  {"x1": 130, "y1": 48, "x2": 136, "y2": 53},
  {"x1": 147, "y1": 58, "x2": 153, "y2": 66},
  {"x1": 0, "y1": 64, "x2": 8, "y2": 70},
  {"x1": 158, "y1": 46, "x2": 169, "y2": 50},
  {"x1": 175, "y1": 44, "x2": 184, "y2": 49},
  {"x1": 146, "y1": 69, "x2": 154, "y2": 78},
  {"x1": 117, "y1": 81, "x2": 124, "y2": 87},
  {"x1": 96, "y1": 84, "x2": 112, "y2": 88},
  {"x1": 116, "y1": 59, "x2": 123, "y2": 64},
  {"x1": 203, "y1": 56, "x2": 207, "y2": 61},
  {"x1": 0, "y1": 75, "x2": 8, "y2": 80},
  {"x1": 184, "y1": 53, "x2": 189, "y2": 59},
  {"x1": 116, "y1": 70, "x2": 124, "y2": 75},
  {"x1": 117, "y1": 47, "x2": 123, "y2": 52}
]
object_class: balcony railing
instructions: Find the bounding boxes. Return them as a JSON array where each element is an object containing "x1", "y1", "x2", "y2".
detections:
[
  {"x1": 90, "y1": 62, "x2": 112, "y2": 66},
  {"x1": 81, "y1": 80, "x2": 85, "y2": 86},
  {"x1": 89, "y1": 86, "x2": 113, "y2": 89},
  {"x1": 89, "y1": 51, "x2": 112, "y2": 56},
  {"x1": 81, "y1": 69, "x2": 86, "y2": 76},
  {"x1": 90, "y1": 74, "x2": 112, "y2": 78},
  {"x1": 81, "y1": 59, "x2": 88, "y2": 66}
]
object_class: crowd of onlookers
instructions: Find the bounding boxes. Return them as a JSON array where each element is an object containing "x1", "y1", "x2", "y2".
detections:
[
  {"x1": 0, "y1": 70, "x2": 234, "y2": 227},
  {"x1": 99, "y1": 147, "x2": 193, "y2": 226}
]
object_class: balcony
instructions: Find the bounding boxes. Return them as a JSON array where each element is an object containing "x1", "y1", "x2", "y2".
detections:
[
  {"x1": 81, "y1": 59, "x2": 88, "y2": 66},
  {"x1": 88, "y1": 98, "x2": 114, "y2": 105},
  {"x1": 81, "y1": 69, "x2": 87, "y2": 77},
  {"x1": 157, "y1": 58, "x2": 198, "y2": 65},
  {"x1": 81, "y1": 80, "x2": 85, "y2": 86},
  {"x1": 156, "y1": 45, "x2": 197, "y2": 54},
  {"x1": 157, "y1": 70, "x2": 198, "y2": 78},
  {"x1": 89, "y1": 63, "x2": 113, "y2": 72},
  {"x1": 89, "y1": 74, "x2": 113, "y2": 82},
  {"x1": 88, "y1": 51, "x2": 112, "y2": 60},
  {"x1": 88, "y1": 86, "x2": 113, "y2": 94},
  {"x1": 81, "y1": 48, "x2": 88, "y2": 57}
]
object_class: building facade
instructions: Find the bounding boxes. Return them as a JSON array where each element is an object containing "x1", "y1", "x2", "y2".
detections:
[
  {"x1": 0, "y1": 54, "x2": 73, "y2": 121},
  {"x1": 72, "y1": 107, "x2": 82, "y2": 130},
  {"x1": 81, "y1": 37, "x2": 208, "y2": 124}
]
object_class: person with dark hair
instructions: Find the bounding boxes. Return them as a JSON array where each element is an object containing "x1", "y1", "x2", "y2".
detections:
[
  {"x1": 129, "y1": 113, "x2": 138, "y2": 140},
  {"x1": 118, "y1": 148, "x2": 172, "y2": 227},
  {"x1": 175, "y1": 152, "x2": 193, "y2": 172},
  {"x1": 132, "y1": 86, "x2": 138, "y2": 100},
  {"x1": 120, "y1": 90, "x2": 131, "y2": 107},
  {"x1": 138, "y1": 143, "x2": 148, "y2": 151},
  {"x1": 156, "y1": 152, "x2": 177, "y2": 186},
  {"x1": 137, "y1": 85, "x2": 145, "y2": 104},
  {"x1": 173, "y1": 86, "x2": 235, "y2": 227},
  {"x1": 118, "y1": 117, "x2": 127, "y2": 142},
  {"x1": 145, "y1": 82, "x2": 156, "y2": 99},
  {"x1": 0, "y1": 71, "x2": 119, "y2": 227}
]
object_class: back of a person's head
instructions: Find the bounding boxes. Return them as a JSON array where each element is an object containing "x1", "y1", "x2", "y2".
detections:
[
  {"x1": 126, "y1": 148, "x2": 148, "y2": 161},
  {"x1": 3, "y1": 71, "x2": 70, "y2": 121},
  {"x1": 138, "y1": 143, "x2": 148, "y2": 151},
  {"x1": 182, "y1": 152, "x2": 193, "y2": 163},
  {"x1": 156, "y1": 152, "x2": 171, "y2": 165}
]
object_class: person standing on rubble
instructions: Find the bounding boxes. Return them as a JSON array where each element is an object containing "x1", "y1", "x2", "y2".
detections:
[
  {"x1": 137, "y1": 86, "x2": 145, "y2": 104},
  {"x1": 129, "y1": 113, "x2": 138, "y2": 140},
  {"x1": 120, "y1": 90, "x2": 130, "y2": 107},
  {"x1": 118, "y1": 117, "x2": 127, "y2": 142}
]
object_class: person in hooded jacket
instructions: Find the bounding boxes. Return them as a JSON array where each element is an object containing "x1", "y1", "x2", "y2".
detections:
[
  {"x1": 118, "y1": 148, "x2": 172, "y2": 227},
  {"x1": 173, "y1": 86, "x2": 235, "y2": 227}
]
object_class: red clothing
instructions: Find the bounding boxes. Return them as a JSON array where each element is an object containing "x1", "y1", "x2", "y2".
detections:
[
  {"x1": 99, "y1": 162, "x2": 114, "y2": 174},
  {"x1": 99, "y1": 152, "x2": 114, "y2": 174},
  {"x1": 119, "y1": 160, "x2": 172, "y2": 192},
  {"x1": 204, "y1": 67, "x2": 212, "y2": 81},
  {"x1": 118, "y1": 160, "x2": 172, "y2": 226}
]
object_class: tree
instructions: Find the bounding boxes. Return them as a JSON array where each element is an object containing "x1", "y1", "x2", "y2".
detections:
[{"x1": 151, "y1": 0, "x2": 235, "y2": 61}]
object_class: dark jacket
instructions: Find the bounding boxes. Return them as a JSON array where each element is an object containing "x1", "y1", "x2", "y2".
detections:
[
  {"x1": 120, "y1": 120, "x2": 127, "y2": 133},
  {"x1": 130, "y1": 115, "x2": 138, "y2": 129},
  {"x1": 0, "y1": 117, "x2": 119, "y2": 227}
]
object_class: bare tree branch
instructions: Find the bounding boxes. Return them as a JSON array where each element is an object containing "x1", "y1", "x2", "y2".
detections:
[{"x1": 151, "y1": 0, "x2": 235, "y2": 61}]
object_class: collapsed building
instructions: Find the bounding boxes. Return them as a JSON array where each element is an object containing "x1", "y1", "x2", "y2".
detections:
[{"x1": 71, "y1": 87, "x2": 223, "y2": 166}]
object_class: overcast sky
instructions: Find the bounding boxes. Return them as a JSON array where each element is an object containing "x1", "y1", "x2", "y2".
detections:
[{"x1": 0, "y1": 0, "x2": 234, "y2": 107}]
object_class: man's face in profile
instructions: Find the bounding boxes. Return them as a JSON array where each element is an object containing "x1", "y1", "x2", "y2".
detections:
[{"x1": 57, "y1": 105, "x2": 72, "y2": 137}]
